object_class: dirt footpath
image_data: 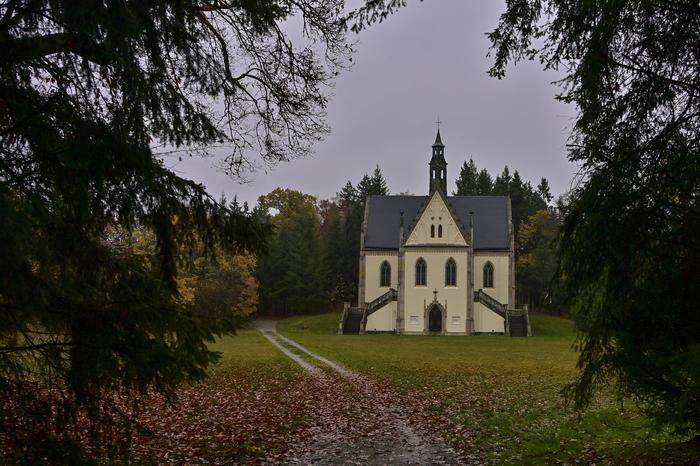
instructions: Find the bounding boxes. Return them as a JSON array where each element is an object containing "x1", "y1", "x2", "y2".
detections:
[{"x1": 254, "y1": 321, "x2": 463, "y2": 465}]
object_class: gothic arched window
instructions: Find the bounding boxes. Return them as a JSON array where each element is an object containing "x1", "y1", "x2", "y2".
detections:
[
  {"x1": 438, "y1": 224, "x2": 443, "y2": 238},
  {"x1": 430, "y1": 224, "x2": 435, "y2": 237},
  {"x1": 445, "y1": 258, "x2": 457, "y2": 286},
  {"x1": 483, "y1": 262, "x2": 494, "y2": 288},
  {"x1": 415, "y1": 258, "x2": 427, "y2": 286},
  {"x1": 380, "y1": 261, "x2": 391, "y2": 287}
]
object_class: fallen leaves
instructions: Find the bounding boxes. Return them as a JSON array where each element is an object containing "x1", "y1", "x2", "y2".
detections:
[{"x1": 130, "y1": 365, "x2": 313, "y2": 464}]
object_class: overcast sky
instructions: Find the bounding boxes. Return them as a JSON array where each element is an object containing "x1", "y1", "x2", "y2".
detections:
[{"x1": 170, "y1": 0, "x2": 578, "y2": 206}]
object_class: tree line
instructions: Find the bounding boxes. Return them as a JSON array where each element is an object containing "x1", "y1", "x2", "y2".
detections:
[
  {"x1": 256, "y1": 166, "x2": 389, "y2": 314},
  {"x1": 453, "y1": 158, "x2": 562, "y2": 311},
  {"x1": 255, "y1": 160, "x2": 563, "y2": 315}
]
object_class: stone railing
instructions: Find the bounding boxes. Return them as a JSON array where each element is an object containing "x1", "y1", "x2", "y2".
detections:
[
  {"x1": 473, "y1": 289, "x2": 507, "y2": 319},
  {"x1": 339, "y1": 303, "x2": 365, "y2": 334},
  {"x1": 365, "y1": 288, "x2": 398, "y2": 316},
  {"x1": 473, "y1": 290, "x2": 531, "y2": 336}
]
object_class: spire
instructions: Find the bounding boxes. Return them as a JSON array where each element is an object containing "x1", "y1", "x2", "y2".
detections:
[
  {"x1": 428, "y1": 128, "x2": 447, "y2": 194},
  {"x1": 433, "y1": 128, "x2": 444, "y2": 147}
]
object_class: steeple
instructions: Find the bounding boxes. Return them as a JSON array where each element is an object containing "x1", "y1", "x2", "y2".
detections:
[
  {"x1": 433, "y1": 129, "x2": 444, "y2": 147},
  {"x1": 429, "y1": 129, "x2": 447, "y2": 194}
]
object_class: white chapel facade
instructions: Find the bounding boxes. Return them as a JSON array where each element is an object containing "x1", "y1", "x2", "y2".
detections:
[{"x1": 353, "y1": 130, "x2": 516, "y2": 335}]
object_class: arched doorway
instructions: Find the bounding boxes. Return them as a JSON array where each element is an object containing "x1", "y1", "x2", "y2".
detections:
[{"x1": 428, "y1": 305, "x2": 442, "y2": 333}]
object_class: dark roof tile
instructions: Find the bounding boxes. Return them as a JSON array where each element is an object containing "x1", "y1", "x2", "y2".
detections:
[{"x1": 364, "y1": 195, "x2": 509, "y2": 250}]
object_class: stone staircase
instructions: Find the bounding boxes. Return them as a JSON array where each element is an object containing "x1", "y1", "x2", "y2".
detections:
[
  {"x1": 366, "y1": 288, "x2": 398, "y2": 317},
  {"x1": 341, "y1": 308, "x2": 364, "y2": 334},
  {"x1": 508, "y1": 312, "x2": 529, "y2": 337},
  {"x1": 340, "y1": 288, "x2": 530, "y2": 336},
  {"x1": 473, "y1": 289, "x2": 507, "y2": 318},
  {"x1": 339, "y1": 288, "x2": 397, "y2": 334},
  {"x1": 474, "y1": 289, "x2": 530, "y2": 337}
]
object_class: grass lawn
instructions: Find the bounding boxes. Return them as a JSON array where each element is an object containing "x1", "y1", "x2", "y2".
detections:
[
  {"x1": 277, "y1": 312, "x2": 697, "y2": 464},
  {"x1": 209, "y1": 328, "x2": 299, "y2": 372}
]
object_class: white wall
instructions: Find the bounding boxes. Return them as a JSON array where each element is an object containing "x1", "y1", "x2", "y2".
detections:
[
  {"x1": 473, "y1": 251, "x2": 509, "y2": 332},
  {"x1": 402, "y1": 192, "x2": 469, "y2": 333},
  {"x1": 403, "y1": 248, "x2": 469, "y2": 334},
  {"x1": 404, "y1": 192, "x2": 467, "y2": 247},
  {"x1": 363, "y1": 251, "x2": 398, "y2": 332},
  {"x1": 364, "y1": 251, "x2": 399, "y2": 302},
  {"x1": 365, "y1": 301, "x2": 396, "y2": 332}
]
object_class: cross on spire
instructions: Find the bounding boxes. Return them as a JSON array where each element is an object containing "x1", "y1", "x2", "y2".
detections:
[
  {"x1": 435, "y1": 115, "x2": 442, "y2": 130},
  {"x1": 433, "y1": 289, "x2": 438, "y2": 302}
]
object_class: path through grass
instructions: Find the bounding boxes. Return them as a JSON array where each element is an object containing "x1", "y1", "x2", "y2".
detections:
[{"x1": 278, "y1": 313, "x2": 696, "y2": 464}]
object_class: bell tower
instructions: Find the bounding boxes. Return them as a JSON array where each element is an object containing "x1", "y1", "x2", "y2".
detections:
[{"x1": 429, "y1": 129, "x2": 447, "y2": 194}]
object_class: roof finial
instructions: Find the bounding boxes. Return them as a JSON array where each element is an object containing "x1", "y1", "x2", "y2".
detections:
[{"x1": 432, "y1": 117, "x2": 444, "y2": 147}]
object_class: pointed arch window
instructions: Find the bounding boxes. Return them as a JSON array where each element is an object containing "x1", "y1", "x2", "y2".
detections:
[
  {"x1": 445, "y1": 258, "x2": 457, "y2": 286},
  {"x1": 380, "y1": 261, "x2": 391, "y2": 287},
  {"x1": 430, "y1": 225, "x2": 435, "y2": 237},
  {"x1": 438, "y1": 224, "x2": 443, "y2": 238},
  {"x1": 483, "y1": 262, "x2": 494, "y2": 288},
  {"x1": 415, "y1": 258, "x2": 427, "y2": 286}
]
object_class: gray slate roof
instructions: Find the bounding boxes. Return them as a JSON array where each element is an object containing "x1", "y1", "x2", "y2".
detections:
[{"x1": 364, "y1": 195, "x2": 510, "y2": 250}]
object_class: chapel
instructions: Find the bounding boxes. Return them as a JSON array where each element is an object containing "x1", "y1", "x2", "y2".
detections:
[{"x1": 340, "y1": 129, "x2": 530, "y2": 336}]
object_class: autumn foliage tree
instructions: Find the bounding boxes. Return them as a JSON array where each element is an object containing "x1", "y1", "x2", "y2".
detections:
[
  {"x1": 255, "y1": 167, "x2": 391, "y2": 314},
  {"x1": 176, "y1": 252, "x2": 258, "y2": 321},
  {"x1": 257, "y1": 189, "x2": 329, "y2": 315}
]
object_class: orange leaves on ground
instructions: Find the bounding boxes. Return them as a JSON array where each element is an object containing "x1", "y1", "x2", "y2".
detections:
[{"x1": 130, "y1": 366, "x2": 311, "y2": 464}]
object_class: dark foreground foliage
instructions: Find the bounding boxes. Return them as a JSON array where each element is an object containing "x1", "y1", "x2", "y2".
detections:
[
  {"x1": 488, "y1": 0, "x2": 700, "y2": 431},
  {"x1": 0, "y1": 0, "x2": 350, "y2": 460}
]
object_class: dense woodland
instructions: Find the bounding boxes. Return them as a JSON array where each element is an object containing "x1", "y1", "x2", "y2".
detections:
[{"x1": 255, "y1": 161, "x2": 562, "y2": 315}]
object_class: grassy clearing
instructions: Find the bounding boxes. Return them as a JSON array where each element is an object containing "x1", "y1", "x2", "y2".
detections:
[
  {"x1": 209, "y1": 328, "x2": 299, "y2": 373},
  {"x1": 529, "y1": 312, "x2": 575, "y2": 337},
  {"x1": 277, "y1": 312, "x2": 695, "y2": 464}
]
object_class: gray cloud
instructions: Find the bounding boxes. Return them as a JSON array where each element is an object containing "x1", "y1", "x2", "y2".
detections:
[{"x1": 171, "y1": 0, "x2": 578, "y2": 205}]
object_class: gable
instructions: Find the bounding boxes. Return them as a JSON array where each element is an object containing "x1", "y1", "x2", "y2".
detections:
[
  {"x1": 363, "y1": 195, "x2": 510, "y2": 250},
  {"x1": 404, "y1": 191, "x2": 468, "y2": 246}
]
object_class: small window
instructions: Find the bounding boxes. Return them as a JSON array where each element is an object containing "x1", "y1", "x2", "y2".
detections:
[
  {"x1": 415, "y1": 258, "x2": 427, "y2": 286},
  {"x1": 445, "y1": 258, "x2": 456, "y2": 286},
  {"x1": 483, "y1": 262, "x2": 494, "y2": 288},
  {"x1": 438, "y1": 224, "x2": 443, "y2": 238},
  {"x1": 430, "y1": 224, "x2": 435, "y2": 237},
  {"x1": 380, "y1": 261, "x2": 391, "y2": 287}
]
